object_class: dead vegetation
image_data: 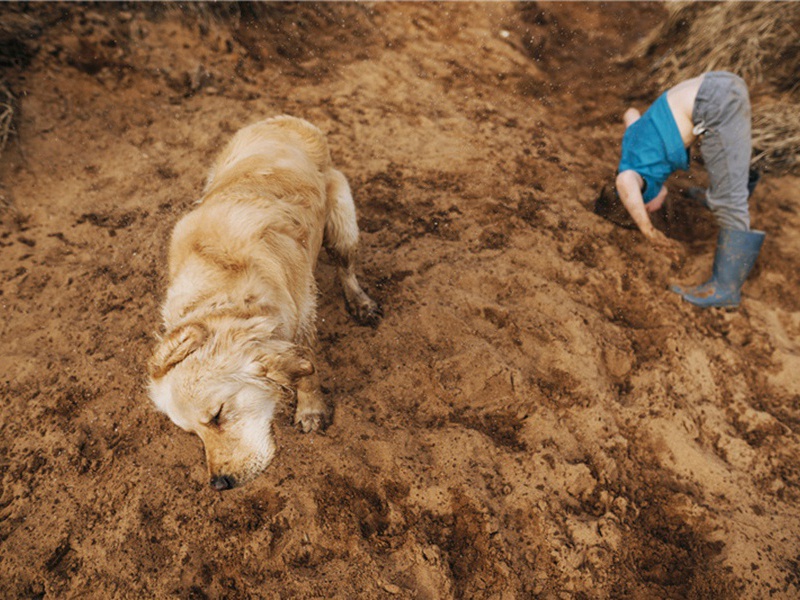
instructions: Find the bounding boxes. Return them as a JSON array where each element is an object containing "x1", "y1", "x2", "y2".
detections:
[
  {"x1": 630, "y1": 2, "x2": 800, "y2": 174},
  {"x1": 751, "y1": 101, "x2": 800, "y2": 173},
  {"x1": 0, "y1": 7, "x2": 37, "y2": 160},
  {"x1": 0, "y1": 84, "x2": 14, "y2": 159}
]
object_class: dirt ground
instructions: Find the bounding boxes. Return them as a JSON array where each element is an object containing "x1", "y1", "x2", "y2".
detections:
[{"x1": 1, "y1": 3, "x2": 799, "y2": 599}]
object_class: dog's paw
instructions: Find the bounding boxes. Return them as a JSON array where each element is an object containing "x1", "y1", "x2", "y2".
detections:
[
  {"x1": 295, "y1": 408, "x2": 327, "y2": 433},
  {"x1": 347, "y1": 297, "x2": 383, "y2": 328}
]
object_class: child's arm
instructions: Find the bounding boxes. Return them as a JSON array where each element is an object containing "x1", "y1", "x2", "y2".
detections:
[
  {"x1": 616, "y1": 170, "x2": 657, "y2": 238},
  {"x1": 646, "y1": 184, "x2": 668, "y2": 212},
  {"x1": 616, "y1": 170, "x2": 682, "y2": 260}
]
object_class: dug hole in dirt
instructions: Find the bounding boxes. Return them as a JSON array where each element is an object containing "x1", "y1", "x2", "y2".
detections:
[{"x1": 1, "y1": 3, "x2": 799, "y2": 599}]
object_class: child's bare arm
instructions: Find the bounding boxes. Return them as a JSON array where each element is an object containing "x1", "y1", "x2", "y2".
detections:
[
  {"x1": 616, "y1": 171, "x2": 682, "y2": 261},
  {"x1": 623, "y1": 108, "x2": 641, "y2": 128},
  {"x1": 646, "y1": 184, "x2": 668, "y2": 212},
  {"x1": 616, "y1": 170, "x2": 656, "y2": 238}
]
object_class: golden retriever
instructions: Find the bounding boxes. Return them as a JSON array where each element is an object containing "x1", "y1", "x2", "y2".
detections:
[{"x1": 148, "y1": 116, "x2": 381, "y2": 490}]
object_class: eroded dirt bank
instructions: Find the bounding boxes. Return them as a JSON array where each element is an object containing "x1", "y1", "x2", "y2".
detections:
[{"x1": 1, "y1": 3, "x2": 799, "y2": 598}]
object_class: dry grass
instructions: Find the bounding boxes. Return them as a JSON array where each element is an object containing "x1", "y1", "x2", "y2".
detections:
[
  {"x1": 0, "y1": 83, "x2": 15, "y2": 160},
  {"x1": 629, "y1": 3, "x2": 800, "y2": 174},
  {"x1": 0, "y1": 81, "x2": 21, "y2": 224},
  {"x1": 752, "y1": 101, "x2": 800, "y2": 173},
  {"x1": 1, "y1": 8, "x2": 41, "y2": 163},
  {"x1": 633, "y1": 3, "x2": 799, "y2": 91}
]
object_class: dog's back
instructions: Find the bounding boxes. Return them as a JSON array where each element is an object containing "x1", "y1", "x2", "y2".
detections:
[
  {"x1": 204, "y1": 116, "x2": 332, "y2": 198},
  {"x1": 163, "y1": 117, "x2": 332, "y2": 332}
]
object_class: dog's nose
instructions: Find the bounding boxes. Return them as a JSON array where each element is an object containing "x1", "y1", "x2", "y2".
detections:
[{"x1": 210, "y1": 474, "x2": 236, "y2": 491}]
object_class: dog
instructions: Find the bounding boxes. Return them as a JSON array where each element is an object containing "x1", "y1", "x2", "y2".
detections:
[{"x1": 148, "y1": 116, "x2": 381, "y2": 490}]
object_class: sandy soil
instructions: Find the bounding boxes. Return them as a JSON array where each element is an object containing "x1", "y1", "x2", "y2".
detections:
[{"x1": 1, "y1": 3, "x2": 799, "y2": 599}]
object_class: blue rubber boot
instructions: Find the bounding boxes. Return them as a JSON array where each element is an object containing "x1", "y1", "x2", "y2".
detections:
[{"x1": 671, "y1": 228, "x2": 765, "y2": 308}]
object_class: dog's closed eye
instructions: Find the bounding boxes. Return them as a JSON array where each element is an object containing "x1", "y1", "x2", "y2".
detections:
[{"x1": 207, "y1": 405, "x2": 224, "y2": 428}]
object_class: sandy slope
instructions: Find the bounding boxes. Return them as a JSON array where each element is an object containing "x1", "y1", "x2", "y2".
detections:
[{"x1": 1, "y1": 3, "x2": 799, "y2": 598}]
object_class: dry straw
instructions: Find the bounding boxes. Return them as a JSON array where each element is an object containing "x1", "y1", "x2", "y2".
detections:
[
  {"x1": 631, "y1": 2, "x2": 800, "y2": 173},
  {"x1": 751, "y1": 102, "x2": 800, "y2": 173},
  {"x1": 0, "y1": 84, "x2": 14, "y2": 159}
]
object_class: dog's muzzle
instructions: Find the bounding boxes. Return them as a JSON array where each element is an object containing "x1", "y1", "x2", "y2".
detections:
[{"x1": 210, "y1": 474, "x2": 236, "y2": 491}]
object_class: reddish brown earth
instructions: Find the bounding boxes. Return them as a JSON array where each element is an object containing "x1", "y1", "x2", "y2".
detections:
[{"x1": 1, "y1": 3, "x2": 799, "y2": 599}]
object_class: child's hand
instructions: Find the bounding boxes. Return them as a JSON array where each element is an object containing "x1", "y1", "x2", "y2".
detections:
[
  {"x1": 646, "y1": 185, "x2": 668, "y2": 212},
  {"x1": 646, "y1": 228, "x2": 684, "y2": 264}
]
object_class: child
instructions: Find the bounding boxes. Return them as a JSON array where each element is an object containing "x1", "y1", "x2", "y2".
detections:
[{"x1": 615, "y1": 71, "x2": 764, "y2": 308}]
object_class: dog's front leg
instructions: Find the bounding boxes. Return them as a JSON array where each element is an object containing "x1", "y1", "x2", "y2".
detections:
[{"x1": 295, "y1": 366, "x2": 328, "y2": 433}]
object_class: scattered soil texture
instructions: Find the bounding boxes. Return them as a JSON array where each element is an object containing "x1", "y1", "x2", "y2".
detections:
[{"x1": 2, "y1": 3, "x2": 800, "y2": 599}]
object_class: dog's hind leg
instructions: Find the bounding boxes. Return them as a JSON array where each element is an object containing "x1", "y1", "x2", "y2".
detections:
[{"x1": 324, "y1": 169, "x2": 383, "y2": 327}]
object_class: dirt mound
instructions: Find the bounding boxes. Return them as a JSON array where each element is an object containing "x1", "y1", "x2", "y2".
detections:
[{"x1": 2, "y1": 3, "x2": 800, "y2": 599}]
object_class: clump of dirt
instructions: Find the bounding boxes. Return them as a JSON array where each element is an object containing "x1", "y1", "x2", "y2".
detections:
[{"x1": 2, "y1": 2, "x2": 800, "y2": 599}]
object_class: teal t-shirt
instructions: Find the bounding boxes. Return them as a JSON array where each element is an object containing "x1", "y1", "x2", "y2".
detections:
[{"x1": 618, "y1": 92, "x2": 690, "y2": 203}]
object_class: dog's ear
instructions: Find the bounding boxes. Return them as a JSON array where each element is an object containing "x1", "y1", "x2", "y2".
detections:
[
  {"x1": 259, "y1": 345, "x2": 315, "y2": 387},
  {"x1": 149, "y1": 322, "x2": 209, "y2": 379}
]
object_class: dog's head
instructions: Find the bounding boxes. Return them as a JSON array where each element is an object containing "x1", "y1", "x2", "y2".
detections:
[{"x1": 147, "y1": 316, "x2": 314, "y2": 490}]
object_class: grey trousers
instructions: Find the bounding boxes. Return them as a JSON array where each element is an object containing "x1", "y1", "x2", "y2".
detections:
[{"x1": 693, "y1": 71, "x2": 752, "y2": 231}]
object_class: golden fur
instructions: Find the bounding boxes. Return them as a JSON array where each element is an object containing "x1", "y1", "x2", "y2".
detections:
[{"x1": 148, "y1": 116, "x2": 381, "y2": 490}]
